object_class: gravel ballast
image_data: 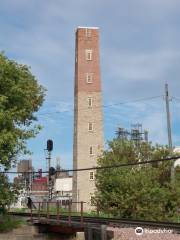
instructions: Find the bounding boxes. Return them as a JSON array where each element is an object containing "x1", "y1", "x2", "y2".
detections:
[{"x1": 107, "y1": 226, "x2": 180, "y2": 240}]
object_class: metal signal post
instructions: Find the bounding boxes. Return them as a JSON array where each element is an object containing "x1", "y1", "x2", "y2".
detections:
[{"x1": 46, "y1": 139, "x2": 53, "y2": 199}]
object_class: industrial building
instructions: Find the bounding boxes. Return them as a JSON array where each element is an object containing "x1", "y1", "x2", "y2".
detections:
[{"x1": 13, "y1": 160, "x2": 73, "y2": 208}]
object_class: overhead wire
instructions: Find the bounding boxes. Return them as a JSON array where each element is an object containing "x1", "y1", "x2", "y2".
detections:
[
  {"x1": 2, "y1": 155, "x2": 180, "y2": 174},
  {"x1": 36, "y1": 95, "x2": 163, "y2": 117},
  {"x1": 172, "y1": 96, "x2": 180, "y2": 103}
]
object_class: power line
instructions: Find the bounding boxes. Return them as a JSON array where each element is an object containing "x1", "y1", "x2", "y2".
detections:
[
  {"x1": 103, "y1": 95, "x2": 163, "y2": 109},
  {"x1": 2, "y1": 155, "x2": 180, "y2": 174},
  {"x1": 36, "y1": 95, "x2": 163, "y2": 116},
  {"x1": 172, "y1": 96, "x2": 180, "y2": 103}
]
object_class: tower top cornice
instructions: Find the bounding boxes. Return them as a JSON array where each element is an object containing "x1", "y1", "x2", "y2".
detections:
[{"x1": 77, "y1": 26, "x2": 99, "y2": 29}]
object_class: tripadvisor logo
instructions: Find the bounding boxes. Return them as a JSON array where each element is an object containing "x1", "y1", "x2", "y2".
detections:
[
  {"x1": 135, "y1": 227, "x2": 144, "y2": 235},
  {"x1": 135, "y1": 227, "x2": 173, "y2": 235}
]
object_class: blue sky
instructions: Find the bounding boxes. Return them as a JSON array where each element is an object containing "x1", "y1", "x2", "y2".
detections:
[{"x1": 1, "y1": 0, "x2": 180, "y2": 171}]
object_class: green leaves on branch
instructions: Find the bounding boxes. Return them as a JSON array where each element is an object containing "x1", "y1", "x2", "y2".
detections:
[
  {"x1": 0, "y1": 53, "x2": 46, "y2": 168},
  {"x1": 0, "y1": 53, "x2": 45, "y2": 212},
  {"x1": 93, "y1": 139, "x2": 180, "y2": 222},
  {"x1": 0, "y1": 174, "x2": 20, "y2": 214}
]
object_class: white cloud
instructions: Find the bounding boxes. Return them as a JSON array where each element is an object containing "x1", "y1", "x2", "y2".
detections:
[
  {"x1": 53, "y1": 101, "x2": 73, "y2": 114},
  {"x1": 104, "y1": 49, "x2": 180, "y2": 81}
]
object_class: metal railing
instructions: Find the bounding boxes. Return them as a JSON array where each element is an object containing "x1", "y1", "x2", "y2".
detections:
[{"x1": 30, "y1": 200, "x2": 85, "y2": 227}]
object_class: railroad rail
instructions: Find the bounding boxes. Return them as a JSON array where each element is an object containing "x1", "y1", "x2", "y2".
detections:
[
  {"x1": 9, "y1": 212, "x2": 180, "y2": 230},
  {"x1": 9, "y1": 200, "x2": 180, "y2": 231}
]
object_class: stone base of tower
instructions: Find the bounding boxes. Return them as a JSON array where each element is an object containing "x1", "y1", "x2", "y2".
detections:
[
  {"x1": 72, "y1": 171, "x2": 97, "y2": 212},
  {"x1": 72, "y1": 92, "x2": 103, "y2": 212}
]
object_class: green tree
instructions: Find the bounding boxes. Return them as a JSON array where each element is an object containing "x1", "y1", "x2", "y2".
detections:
[
  {"x1": 0, "y1": 53, "x2": 45, "y2": 211},
  {"x1": 0, "y1": 174, "x2": 20, "y2": 214},
  {"x1": 93, "y1": 139, "x2": 180, "y2": 222}
]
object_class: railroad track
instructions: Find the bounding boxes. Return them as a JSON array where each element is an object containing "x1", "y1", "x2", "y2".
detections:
[{"x1": 9, "y1": 212, "x2": 180, "y2": 230}]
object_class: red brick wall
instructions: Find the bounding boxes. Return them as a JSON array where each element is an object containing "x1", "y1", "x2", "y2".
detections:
[
  {"x1": 31, "y1": 178, "x2": 48, "y2": 191},
  {"x1": 75, "y1": 28, "x2": 101, "y2": 94}
]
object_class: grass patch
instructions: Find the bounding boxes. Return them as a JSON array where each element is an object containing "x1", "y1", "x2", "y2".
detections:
[
  {"x1": 0, "y1": 215, "x2": 24, "y2": 233},
  {"x1": 10, "y1": 206, "x2": 113, "y2": 218}
]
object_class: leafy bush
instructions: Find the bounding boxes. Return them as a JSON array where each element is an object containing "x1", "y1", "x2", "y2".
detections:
[{"x1": 93, "y1": 139, "x2": 180, "y2": 222}]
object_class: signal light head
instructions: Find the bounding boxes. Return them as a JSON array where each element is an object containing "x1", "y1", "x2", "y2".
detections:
[{"x1": 47, "y1": 139, "x2": 53, "y2": 151}]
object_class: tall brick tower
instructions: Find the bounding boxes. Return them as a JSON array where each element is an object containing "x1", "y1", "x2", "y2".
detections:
[{"x1": 73, "y1": 27, "x2": 104, "y2": 211}]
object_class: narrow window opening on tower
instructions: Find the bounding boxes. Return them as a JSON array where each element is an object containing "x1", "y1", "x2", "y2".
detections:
[
  {"x1": 85, "y1": 49, "x2": 92, "y2": 61},
  {"x1": 88, "y1": 97, "x2": 93, "y2": 107},
  {"x1": 88, "y1": 122, "x2": 93, "y2": 131},
  {"x1": 89, "y1": 146, "x2": 93, "y2": 155},
  {"x1": 90, "y1": 196, "x2": 93, "y2": 205},
  {"x1": 85, "y1": 28, "x2": 91, "y2": 38},
  {"x1": 89, "y1": 171, "x2": 94, "y2": 180},
  {"x1": 86, "y1": 73, "x2": 93, "y2": 83}
]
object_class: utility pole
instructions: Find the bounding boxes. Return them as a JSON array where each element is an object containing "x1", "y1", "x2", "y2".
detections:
[
  {"x1": 165, "y1": 84, "x2": 174, "y2": 180},
  {"x1": 165, "y1": 84, "x2": 173, "y2": 150}
]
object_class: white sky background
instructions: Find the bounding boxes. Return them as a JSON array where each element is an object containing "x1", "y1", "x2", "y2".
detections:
[{"x1": 0, "y1": 0, "x2": 180, "y2": 171}]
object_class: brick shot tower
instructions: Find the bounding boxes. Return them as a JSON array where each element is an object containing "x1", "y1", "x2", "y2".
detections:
[{"x1": 73, "y1": 27, "x2": 104, "y2": 211}]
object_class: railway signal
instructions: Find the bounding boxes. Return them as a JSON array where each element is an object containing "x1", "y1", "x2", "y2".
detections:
[
  {"x1": 47, "y1": 139, "x2": 53, "y2": 152},
  {"x1": 46, "y1": 139, "x2": 54, "y2": 199},
  {"x1": 49, "y1": 167, "x2": 56, "y2": 180}
]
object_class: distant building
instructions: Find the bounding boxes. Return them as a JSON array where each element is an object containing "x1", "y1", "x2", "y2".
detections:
[
  {"x1": 13, "y1": 159, "x2": 73, "y2": 207},
  {"x1": 54, "y1": 177, "x2": 72, "y2": 205},
  {"x1": 55, "y1": 165, "x2": 69, "y2": 178},
  {"x1": 17, "y1": 159, "x2": 32, "y2": 190},
  {"x1": 31, "y1": 176, "x2": 48, "y2": 201},
  {"x1": 116, "y1": 124, "x2": 148, "y2": 144},
  {"x1": 17, "y1": 159, "x2": 32, "y2": 173}
]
